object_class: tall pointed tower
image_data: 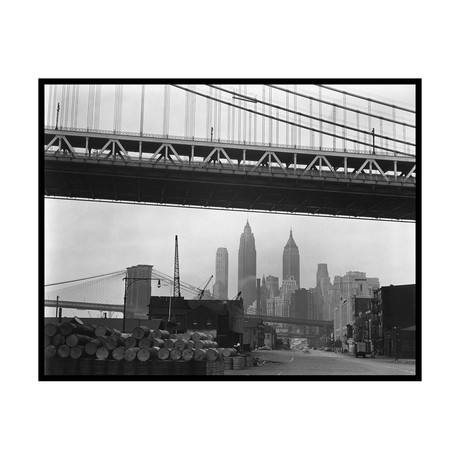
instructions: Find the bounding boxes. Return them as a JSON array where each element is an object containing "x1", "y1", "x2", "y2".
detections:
[
  {"x1": 238, "y1": 221, "x2": 257, "y2": 310},
  {"x1": 283, "y1": 229, "x2": 300, "y2": 287}
]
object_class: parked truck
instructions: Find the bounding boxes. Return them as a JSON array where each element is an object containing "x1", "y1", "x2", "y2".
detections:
[{"x1": 354, "y1": 341, "x2": 370, "y2": 357}]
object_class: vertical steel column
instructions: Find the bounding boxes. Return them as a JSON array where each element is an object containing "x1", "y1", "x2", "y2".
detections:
[
  {"x1": 286, "y1": 91, "x2": 289, "y2": 146},
  {"x1": 85, "y1": 137, "x2": 89, "y2": 157},
  {"x1": 355, "y1": 112, "x2": 359, "y2": 150},
  {"x1": 269, "y1": 86, "x2": 273, "y2": 145},
  {"x1": 262, "y1": 86, "x2": 266, "y2": 144},
  {"x1": 238, "y1": 85, "x2": 242, "y2": 142},
  {"x1": 139, "y1": 141, "x2": 143, "y2": 162},
  {"x1": 163, "y1": 85, "x2": 170, "y2": 137},
  {"x1": 343, "y1": 94, "x2": 346, "y2": 151},
  {"x1": 392, "y1": 107, "x2": 396, "y2": 152},
  {"x1": 333, "y1": 104, "x2": 336, "y2": 150},
  {"x1": 293, "y1": 84, "x2": 297, "y2": 146},
  {"x1": 319, "y1": 87, "x2": 322, "y2": 150},
  {"x1": 243, "y1": 149, "x2": 246, "y2": 171},
  {"x1": 243, "y1": 85, "x2": 247, "y2": 143},
  {"x1": 139, "y1": 85, "x2": 145, "y2": 136},
  {"x1": 344, "y1": 157, "x2": 348, "y2": 177},
  {"x1": 46, "y1": 85, "x2": 51, "y2": 126},
  {"x1": 368, "y1": 101, "x2": 372, "y2": 153},
  {"x1": 94, "y1": 85, "x2": 101, "y2": 130},
  {"x1": 394, "y1": 160, "x2": 398, "y2": 182},
  {"x1": 310, "y1": 98, "x2": 314, "y2": 147}
]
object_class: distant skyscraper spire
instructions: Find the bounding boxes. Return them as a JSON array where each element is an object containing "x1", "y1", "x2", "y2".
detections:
[
  {"x1": 238, "y1": 221, "x2": 257, "y2": 310},
  {"x1": 283, "y1": 229, "x2": 300, "y2": 287}
]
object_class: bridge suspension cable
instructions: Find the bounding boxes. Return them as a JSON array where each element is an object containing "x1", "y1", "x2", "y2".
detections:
[
  {"x1": 268, "y1": 84, "x2": 415, "y2": 128},
  {"x1": 207, "y1": 84, "x2": 414, "y2": 148},
  {"x1": 45, "y1": 270, "x2": 126, "y2": 287},
  {"x1": 316, "y1": 84, "x2": 415, "y2": 113},
  {"x1": 172, "y1": 84, "x2": 415, "y2": 157}
]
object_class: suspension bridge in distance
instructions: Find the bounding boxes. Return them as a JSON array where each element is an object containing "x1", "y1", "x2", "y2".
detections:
[
  {"x1": 43, "y1": 83, "x2": 416, "y2": 221},
  {"x1": 44, "y1": 269, "x2": 333, "y2": 328}
]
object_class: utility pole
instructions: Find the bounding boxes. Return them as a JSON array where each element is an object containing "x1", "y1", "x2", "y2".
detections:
[
  {"x1": 372, "y1": 128, "x2": 375, "y2": 154},
  {"x1": 55, "y1": 102, "x2": 60, "y2": 130}
]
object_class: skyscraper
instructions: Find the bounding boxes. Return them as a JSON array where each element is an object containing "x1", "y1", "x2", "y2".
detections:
[
  {"x1": 283, "y1": 229, "x2": 300, "y2": 287},
  {"x1": 238, "y1": 221, "x2": 257, "y2": 310},
  {"x1": 316, "y1": 263, "x2": 332, "y2": 320},
  {"x1": 212, "y1": 247, "x2": 229, "y2": 299}
]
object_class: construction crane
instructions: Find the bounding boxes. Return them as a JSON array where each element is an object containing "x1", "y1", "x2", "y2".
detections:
[{"x1": 198, "y1": 275, "x2": 213, "y2": 300}]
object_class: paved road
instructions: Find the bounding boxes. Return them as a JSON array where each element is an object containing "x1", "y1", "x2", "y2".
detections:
[{"x1": 225, "y1": 349, "x2": 416, "y2": 376}]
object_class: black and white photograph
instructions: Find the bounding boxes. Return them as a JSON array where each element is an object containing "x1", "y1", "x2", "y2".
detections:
[
  {"x1": 40, "y1": 80, "x2": 419, "y2": 380},
  {"x1": 4, "y1": 2, "x2": 459, "y2": 459}
]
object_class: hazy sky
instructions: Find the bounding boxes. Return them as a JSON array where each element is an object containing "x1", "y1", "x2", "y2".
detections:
[{"x1": 44, "y1": 83, "x2": 416, "y2": 305}]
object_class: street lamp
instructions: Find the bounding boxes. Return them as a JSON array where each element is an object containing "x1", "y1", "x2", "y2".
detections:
[{"x1": 122, "y1": 276, "x2": 163, "y2": 333}]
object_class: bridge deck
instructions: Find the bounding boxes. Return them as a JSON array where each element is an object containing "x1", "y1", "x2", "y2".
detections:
[{"x1": 44, "y1": 128, "x2": 416, "y2": 220}]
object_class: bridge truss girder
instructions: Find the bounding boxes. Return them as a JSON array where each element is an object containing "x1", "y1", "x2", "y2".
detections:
[{"x1": 44, "y1": 128, "x2": 416, "y2": 221}]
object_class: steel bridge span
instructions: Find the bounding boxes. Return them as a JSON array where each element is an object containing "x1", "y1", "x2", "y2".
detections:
[
  {"x1": 44, "y1": 128, "x2": 416, "y2": 221},
  {"x1": 44, "y1": 299, "x2": 333, "y2": 328}
]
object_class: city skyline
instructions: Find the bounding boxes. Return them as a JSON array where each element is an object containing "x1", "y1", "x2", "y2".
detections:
[{"x1": 45, "y1": 199, "x2": 415, "y2": 305}]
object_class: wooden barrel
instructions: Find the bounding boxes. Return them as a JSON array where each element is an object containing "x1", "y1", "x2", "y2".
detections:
[
  {"x1": 232, "y1": 356, "x2": 245, "y2": 370},
  {"x1": 157, "y1": 348, "x2": 170, "y2": 360},
  {"x1": 125, "y1": 336, "x2": 138, "y2": 348},
  {"x1": 137, "y1": 347, "x2": 159, "y2": 362},
  {"x1": 96, "y1": 346, "x2": 110, "y2": 360},
  {"x1": 170, "y1": 348, "x2": 182, "y2": 361},
  {"x1": 152, "y1": 338, "x2": 165, "y2": 348},
  {"x1": 133, "y1": 326, "x2": 151, "y2": 340},
  {"x1": 164, "y1": 339, "x2": 178, "y2": 350},
  {"x1": 45, "y1": 345, "x2": 57, "y2": 359},
  {"x1": 124, "y1": 347, "x2": 140, "y2": 362},
  {"x1": 206, "y1": 348, "x2": 222, "y2": 362},
  {"x1": 138, "y1": 337, "x2": 154, "y2": 349},
  {"x1": 59, "y1": 322, "x2": 77, "y2": 337},
  {"x1": 112, "y1": 346, "x2": 127, "y2": 361},
  {"x1": 66, "y1": 334, "x2": 92, "y2": 347},
  {"x1": 106, "y1": 359, "x2": 122, "y2": 375},
  {"x1": 70, "y1": 345, "x2": 85, "y2": 359},
  {"x1": 78, "y1": 358, "x2": 93, "y2": 375},
  {"x1": 104, "y1": 335, "x2": 124, "y2": 351},
  {"x1": 182, "y1": 331, "x2": 193, "y2": 341},
  {"x1": 151, "y1": 329, "x2": 170, "y2": 339},
  {"x1": 57, "y1": 344, "x2": 71, "y2": 358},
  {"x1": 222, "y1": 348, "x2": 237, "y2": 357},
  {"x1": 85, "y1": 338, "x2": 104, "y2": 356},
  {"x1": 52, "y1": 334, "x2": 66, "y2": 347},
  {"x1": 61, "y1": 321, "x2": 93, "y2": 337},
  {"x1": 194, "y1": 340, "x2": 216, "y2": 349},
  {"x1": 193, "y1": 348, "x2": 208, "y2": 361},
  {"x1": 182, "y1": 348, "x2": 195, "y2": 362},
  {"x1": 92, "y1": 359, "x2": 107, "y2": 376},
  {"x1": 45, "y1": 323, "x2": 59, "y2": 337},
  {"x1": 224, "y1": 357, "x2": 233, "y2": 370},
  {"x1": 245, "y1": 355, "x2": 254, "y2": 367},
  {"x1": 175, "y1": 339, "x2": 189, "y2": 350},
  {"x1": 94, "y1": 325, "x2": 112, "y2": 337},
  {"x1": 192, "y1": 332, "x2": 208, "y2": 341}
]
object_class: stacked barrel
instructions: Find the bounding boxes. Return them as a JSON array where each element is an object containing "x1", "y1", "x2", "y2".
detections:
[{"x1": 44, "y1": 318, "x2": 243, "y2": 376}]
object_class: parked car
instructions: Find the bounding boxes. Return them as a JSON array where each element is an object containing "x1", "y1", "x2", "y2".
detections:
[{"x1": 258, "y1": 346, "x2": 272, "y2": 350}]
